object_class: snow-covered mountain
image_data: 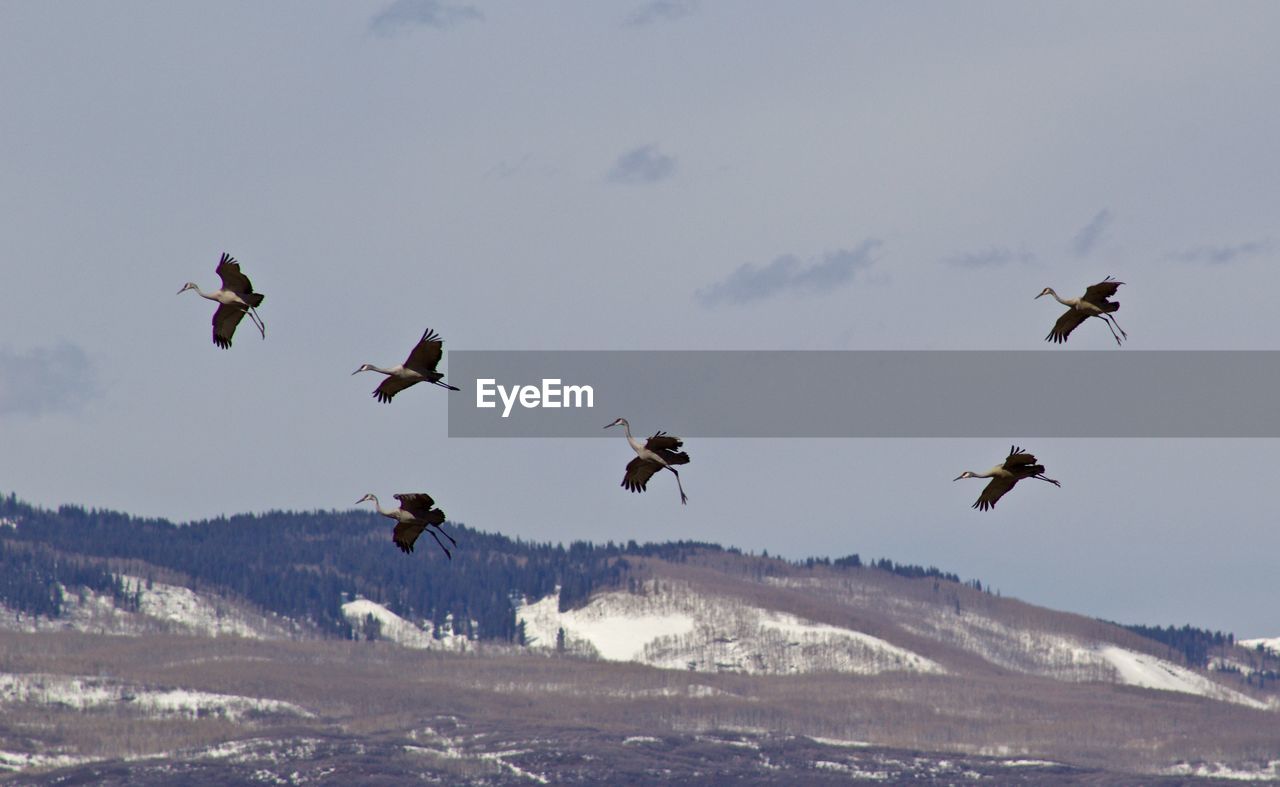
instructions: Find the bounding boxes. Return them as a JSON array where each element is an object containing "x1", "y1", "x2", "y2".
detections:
[
  {"x1": 4, "y1": 555, "x2": 1270, "y2": 715},
  {"x1": 512, "y1": 571, "x2": 1273, "y2": 711},
  {"x1": 341, "y1": 597, "x2": 473, "y2": 651},
  {"x1": 0, "y1": 575, "x2": 300, "y2": 641},
  {"x1": 518, "y1": 580, "x2": 944, "y2": 676},
  {"x1": 0, "y1": 549, "x2": 1276, "y2": 783}
]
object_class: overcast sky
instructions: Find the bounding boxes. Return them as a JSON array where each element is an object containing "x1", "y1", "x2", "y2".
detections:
[{"x1": 1, "y1": 1, "x2": 1277, "y2": 636}]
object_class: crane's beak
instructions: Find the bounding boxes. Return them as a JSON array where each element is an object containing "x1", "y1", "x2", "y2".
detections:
[
  {"x1": 176, "y1": 286, "x2": 187, "y2": 295},
  {"x1": 952, "y1": 474, "x2": 965, "y2": 482},
  {"x1": 604, "y1": 422, "x2": 616, "y2": 429},
  {"x1": 1034, "y1": 292, "x2": 1045, "y2": 299},
  {"x1": 351, "y1": 367, "x2": 363, "y2": 375}
]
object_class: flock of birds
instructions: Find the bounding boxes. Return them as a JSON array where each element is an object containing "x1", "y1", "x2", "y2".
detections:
[{"x1": 180, "y1": 253, "x2": 1130, "y2": 555}]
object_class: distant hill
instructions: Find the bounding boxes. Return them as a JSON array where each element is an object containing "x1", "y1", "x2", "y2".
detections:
[
  {"x1": 1, "y1": 492, "x2": 1279, "y2": 783},
  {"x1": 0, "y1": 493, "x2": 963, "y2": 646},
  {"x1": 1, "y1": 491, "x2": 1273, "y2": 691}
]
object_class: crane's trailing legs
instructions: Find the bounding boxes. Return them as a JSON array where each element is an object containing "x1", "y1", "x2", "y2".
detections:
[
  {"x1": 245, "y1": 305, "x2": 266, "y2": 339},
  {"x1": 667, "y1": 466, "x2": 689, "y2": 505},
  {"x1": 426, "y1": 528, "x2": 452, "y2": 559},
  {"x1": 1104, "y1": 313, "x2": 1127, "y2": 342}
]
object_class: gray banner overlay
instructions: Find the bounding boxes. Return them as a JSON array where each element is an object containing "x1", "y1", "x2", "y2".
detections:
[{"x1": 445, "y1": 351, "x2": 1280, "y2": 438}]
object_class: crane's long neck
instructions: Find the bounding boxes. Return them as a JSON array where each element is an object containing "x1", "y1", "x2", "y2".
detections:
[
  {"x1": 1048, "y1": 289, "x2": 1073, "y2": 307},
  {"x1": 366, "y1": 494, "x2": 394, "y2": 517},
  {"x1": 621, "y1": 422, "x2": 644, "y2": 454},
  {"x1": 365, "y1": 364, "x2": 395, "y2": 376}
]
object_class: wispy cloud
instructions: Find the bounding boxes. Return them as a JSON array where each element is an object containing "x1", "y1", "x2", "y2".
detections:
[
  {"x1": 1166, "y1": 239, "x2": 1271, "y2": 265},
  {"x1": 0, "y1": 342, "x2": 99, "y2": 418},
  {"x1": 696, "y1": 241, "x2": 881, "y2": 307},
  {"x1": 625, "y1": 0, "x2": 698, "y2": 27},
  {"x1": 1070, "y1": 209, "x2": 1113, "y2": 257},
  {"x1": 369, "y1": 0, "x2": 482, "y2": 35},
  {"x1": 606, "y1": 145, "x2": 676, "y2": 184},
  {"x1": 944, "y1": 246, "x2": 1035, "y2": 268}
]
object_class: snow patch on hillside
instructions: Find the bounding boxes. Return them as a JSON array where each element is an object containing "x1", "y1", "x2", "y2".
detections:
[
  {"x1": 516, "y1": 583, "x2": 943, "y2": 676},
  {"x1": 0, "y1": 577, "x2": 296, "y2": 641},
  {"x1": 0, "y1": 750, "x2": 90, "y2": 772},
  {"x1": 1097, "y1": 646, "x2": 1268, "y2": 709},
  {"x1": 121, "y1": 575, "x2": 295, "y2": 639},
  {"x1": 0, "y1": 671, "x2": 312, "y2": 721},
  {"x1": 1239, "y1": 637, "x2": 1280, "y2": 655},
  {"x1": 893, "y1": 602, "x2": 1125, "y2": 683},
  {"x1": 768, "y1": 575, "x2": 1270, "y2": 709},
  {"x1": 517, "y1": 591, "x2": 694, "y2": 661},
  {"x1": 0, "y1": 586, "x2": 135, "y2": 635},
  {"x1": 341, "y1": 598, "x2": 472, "y2": 650},
  {"x1": 1165, "y1": 759, "x2": 1280, "y2": 781}
]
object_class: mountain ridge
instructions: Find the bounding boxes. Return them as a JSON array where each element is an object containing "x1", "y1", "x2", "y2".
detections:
[{"x1": 2, "y1": 492, "x2": 1279, "y2": 782}]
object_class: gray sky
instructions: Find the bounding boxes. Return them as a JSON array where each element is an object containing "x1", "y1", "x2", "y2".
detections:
[{"x1": 1, "y1": 1, "x2": 1277, "y2": 635}]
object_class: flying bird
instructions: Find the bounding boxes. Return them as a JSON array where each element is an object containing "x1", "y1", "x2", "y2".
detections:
[
  {"x1": 605, "y1": 417, "x2": 690, "y2": 505},
  {"x1": 1036, "y1": 277, "x2": 1127, "y2": 346},
  {"x1": 177, "y1": 253, "x2": 266, "y2": 348},
  {"x1": 353, "y1": 328, "x2": 459, "y2": 403},
  {"x1": 356, "y1": 492, "x2": 456, "y2": 558},
  {"x1": 954, "y1": 445, "x2": 1061, "y2": 511}
]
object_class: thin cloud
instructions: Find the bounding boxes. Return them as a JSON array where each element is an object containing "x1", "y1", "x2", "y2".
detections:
[
  {"x1": 625, "y1": 0, "x2": 698, "y2": 27},
  {"x1": 1070, "y1": 209, "x2": 1113, "y2": 257},
  {"x1": 944, "y1": 246, "x2": 1035, "y2": 268},
  {"x1": 606, "y1": 145, "x2": 676, "y2": 184},
  {"x1": 369, "y1": 0, "x2": 482, "y2": 35},
  {"x1": 696, "y1": 241, "x2": 881, "y2": 307},
  {"x1": 0, "y1": 342, "x2": 99, "y2": 418},
  {"x1": 1166, "y1": 239, "x2": 1271, "y2": 265}
]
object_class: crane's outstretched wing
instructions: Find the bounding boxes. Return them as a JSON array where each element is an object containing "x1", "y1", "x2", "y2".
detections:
[
  {"x1": 215, "y1": 253, "x2": 259, "y2": 299},
  {"x1": 392, "y1": 521, "x2": 428, "y2": 553},
  {"x1": 973, "y1": 476, "x2": 1018, "y2": 511},
  {"x1": 621, "y1": 456, "x2": 664, "y2": 493},
  {"x1": 1082, "y1": 277, "x2": 1123, "y2": 307},
  {"x1": 404, "y1": 329, "x2": 445, "y2": 374},
  {"x1": 1045, "y1": 307, "x2": 1088, "y2": 344},
  {"x1": 645, "y1": 431, "x2": 690, "y2": 466},
  {"x1": 1002, "y1": 446, "x2": 1040, "y2": 471},
  {"x1": 373, "y1": 376, "x2": 418, "y2": 403},
  {"x1": 392, "y1": 517, "x2": 452, "y2": 556},
  {"x1": 212, "y1": 303, "x2": 248, "y2": 349},
  {"x1": 394, "y1": 493, "x2": 440, "y2": 520}
]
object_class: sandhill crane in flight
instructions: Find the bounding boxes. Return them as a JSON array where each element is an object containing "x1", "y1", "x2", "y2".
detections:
[
  {"x1": 356, "y1": 492, "x2": 456, "y2": 558},
  {"x1": 353, "y1": 328, "x2": 460, "y2": 403},
  {"x1": 177, "y1": 253, "x2": 266, "y2": 348},
  {"x1": 605, "y1": 418, "x2": 690, "y2": 505},
  {"x1": 1036, "y1": 277, "x2": 1127, "y2": 346},
  {"x1": 954, "y1": 445, "x2": 1061, "y2": 511}
]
